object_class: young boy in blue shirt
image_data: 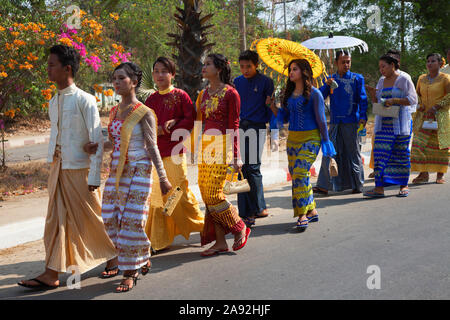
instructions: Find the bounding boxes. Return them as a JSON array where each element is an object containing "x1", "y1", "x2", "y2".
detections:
[{"x1": 233, "y1": 50, "x2": 274, "y2": 227}]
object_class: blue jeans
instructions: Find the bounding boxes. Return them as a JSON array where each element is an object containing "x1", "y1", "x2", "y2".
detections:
[{"x1": 237, "y1": 120, "x2": 267, "y2": 218}]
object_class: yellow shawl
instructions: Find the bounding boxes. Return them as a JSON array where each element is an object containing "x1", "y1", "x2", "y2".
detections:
[{"x1": 109, "y1": 103, "x2": 151, "y2": 191}]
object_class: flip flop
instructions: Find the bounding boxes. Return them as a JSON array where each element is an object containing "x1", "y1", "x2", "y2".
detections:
[
  {"x1": 255, "y1": 210, "x2": 269, "y2": 218},
  {"x1": 363, "y1": 190, "x2": 385, "y2": 198},
  {"x1": 243, "y1": 217, "x2": 255, "y2": 228},
  {"x1": 100, "y1": 265, "x2": 119, "y2": 279},
  {"x1": 307, "y1": 214, "x2": 319, "y2": 223},
  {"x1": 312, "y1": 187, "x2": 328, "y2": 195},
  {"x1": 396, "y1": 189, "x2": 409, "y2": 197},
  {"x1": 17, "y1": 278, "x2": 59, "y2": 291},
  {"x1": 233, "y1": 227, "x2": 251, "y2": 251},
  {"x1": 296, "y1": 218, "x2": 308, "y2": 232},
  {"x1": 200, "y1": 248, "x2": 229, "y2": 257}
]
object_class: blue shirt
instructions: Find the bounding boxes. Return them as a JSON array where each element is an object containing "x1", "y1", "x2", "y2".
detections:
[
  {"x1": 280, "y1": 87, "x2": 336, "y2": 157},
  {"x1": 280, "y1": 87, "x2": 328, "y2": 131},
  {"x1": 319, "y1": 71, "x2": 368, "y2": 124},
  {"x1": 234, "y1": 72, "x2": 274, "y2": 123}
]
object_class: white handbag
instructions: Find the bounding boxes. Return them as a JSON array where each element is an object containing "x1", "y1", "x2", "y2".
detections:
[
  {"x1": 422, "y1": 120, "x2": 438, "y2": 130},
  {"x1": 223, "y1": 168, "x2": 251, "y2": 195},
  {"x1": 372, "y1": 102, "x2": 400, "y2": 118}
]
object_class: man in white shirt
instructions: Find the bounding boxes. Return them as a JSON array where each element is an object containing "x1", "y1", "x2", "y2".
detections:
[{"x1": 18, "y1": 45, "x2": 117, "y2": 290}]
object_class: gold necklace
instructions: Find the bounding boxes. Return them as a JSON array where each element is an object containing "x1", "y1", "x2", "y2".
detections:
[
  {"x1": 208, "y1": 83, "x2": 225, "y2": 97},
  {"x1": 118, "y1": 102, "x2": 137, "y2": 117}
]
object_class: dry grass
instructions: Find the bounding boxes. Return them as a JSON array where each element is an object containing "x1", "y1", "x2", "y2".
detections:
[{"x1": 0, "y1": 160, "x2": 50, "y2": 196}]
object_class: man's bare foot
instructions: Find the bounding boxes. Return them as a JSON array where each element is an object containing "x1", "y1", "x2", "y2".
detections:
[
  {"x1": 256, "y1": 209, "x2": 269, "y2": 218},
  {"x1": 18, "y1": 270, "x2": 59, "y2": 288},
  {"x1": 436, "y1": 173, "x2": 445, "y2": 184}
]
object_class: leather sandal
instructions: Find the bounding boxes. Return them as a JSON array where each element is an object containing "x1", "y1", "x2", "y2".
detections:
[
  {"x1": 100, "y1": 265, "x2": 119, "y2": 279},
  {"x1": 363, "y1": 189, "x2": 385, "y2": 198},
  {"x1": 116, "y1": 272, "x2": 139, "y2": 293},
  {"x1": 412, "y1": 175, "x2": 429, "y2": 184},
  {"x1": 312, "y1": 186, "x2": 328, "y2": 195},
  {"x1": 141, "y1": 260, "x2": 151, "y2": 276}
]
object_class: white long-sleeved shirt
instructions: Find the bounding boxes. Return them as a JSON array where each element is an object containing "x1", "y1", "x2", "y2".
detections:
[
  {"x1": 374, "y1": 72, "x2": 418, "y2": 136},
  {"x1": 47, "y1": 83, "x2": 103, "y2": 186}
]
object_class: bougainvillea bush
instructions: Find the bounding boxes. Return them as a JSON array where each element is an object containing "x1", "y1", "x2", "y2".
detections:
[{"x1": 0, "y1": 2, "x2": 130, "y2": 121}]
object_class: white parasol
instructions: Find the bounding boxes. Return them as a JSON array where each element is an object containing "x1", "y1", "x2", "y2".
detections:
[
  {"x1": 301, "y1": 33, "x2": 368, "y2": 74},
  {"x1": 301, "y1": 33, "x2": 369, "y2": 56}
]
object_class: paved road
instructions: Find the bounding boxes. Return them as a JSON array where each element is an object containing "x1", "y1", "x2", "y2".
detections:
[
  {"x1": 4, "y1": 143, "x2": 48, "y2": 163},
  {"x1": 1, "y1": 175, "x2": 449, "y2": 300}
]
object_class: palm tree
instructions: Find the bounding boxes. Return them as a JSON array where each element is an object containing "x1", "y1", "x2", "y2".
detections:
[{"x1": 167, "y1": 0, "x2": 215, "y2": 102}]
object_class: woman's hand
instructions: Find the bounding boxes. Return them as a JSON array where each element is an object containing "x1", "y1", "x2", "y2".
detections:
[
  {"x1": 384, "y1": 98, "x2": 396, "y2": 106},
  {"x1": 164, "y1": 119, "x2": 177, "y2": 133},
  {"x1": 426, "y1": 105, "x2": 439, "y2": 118},
  {"x1": 160, "y1": 179, "x2": 172, "y2": 196},
  {"x1": 232, "y1": 158, "x2": 243, "y2": 172},
  {"x1": 267, "y1": 95, "x2": 278, "y2": 116}
]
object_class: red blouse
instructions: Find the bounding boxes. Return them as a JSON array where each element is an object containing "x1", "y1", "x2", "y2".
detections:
[
  {"x1": 145, "y1": 88, "x2": 196, "y2": 158},
  {"x1": 198, "y1": 85, "x2": 240, "y2": 158}
]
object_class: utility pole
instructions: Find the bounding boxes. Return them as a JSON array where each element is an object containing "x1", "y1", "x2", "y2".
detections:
[
  {"x1": 239, "y1": 0, "x2": 247, "y2": 51},
  {"x1": 400, "y1": 0, "x2": 405, "y2": 58},
  {"x1": 273, "y1": 0, "x2": 295, "y2": 38}
]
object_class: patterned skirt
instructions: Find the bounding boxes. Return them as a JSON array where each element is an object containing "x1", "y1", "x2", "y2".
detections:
[
  {"x1": 411, "y1": 114, "x2": 449, "y2": 173},
  {"x1": 198, "y1": 134, "x2": 245, "y2": 246},
  {"x1": 102, "y1": 153, "x2": 152, "y2": 271},
  {"x1": 373, "y1": 118, "x2": 411, "y2": 187},
  {"x1": 286, "y1": 130, "x2": 321, "y2": 217}
]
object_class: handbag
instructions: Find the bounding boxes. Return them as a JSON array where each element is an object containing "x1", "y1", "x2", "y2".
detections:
[
  {"x1": 372, "y1": 102, "x2": 400, "y2": 118},
  {"x1": 328, "y1": 157, "x2": 338, "y2": 177},
  {"x1": 422, "y1": 120, "x2": 438, "y2": 130},
  {"x1": 162, "y1": 186, "x2": 183, "y2": 217},
  {"x1": 223, "y1": 167, "x2": 251, "y2": 195}
]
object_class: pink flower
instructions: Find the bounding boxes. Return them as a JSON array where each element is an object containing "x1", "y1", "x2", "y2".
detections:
[
  {"x1": 73, "y1": 42, "x2": 87, "y2": 57},
  {"x1": 85, "y1": 55, "x2": 102, "y2": 72},
  {"x1": 110, "y1": 55, "x2": 119, "y2": 64}
]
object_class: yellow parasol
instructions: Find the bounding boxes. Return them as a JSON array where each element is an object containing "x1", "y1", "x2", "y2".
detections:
[{"x1": 251, "y1": 37, "x2": 328, "y2": 86}]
